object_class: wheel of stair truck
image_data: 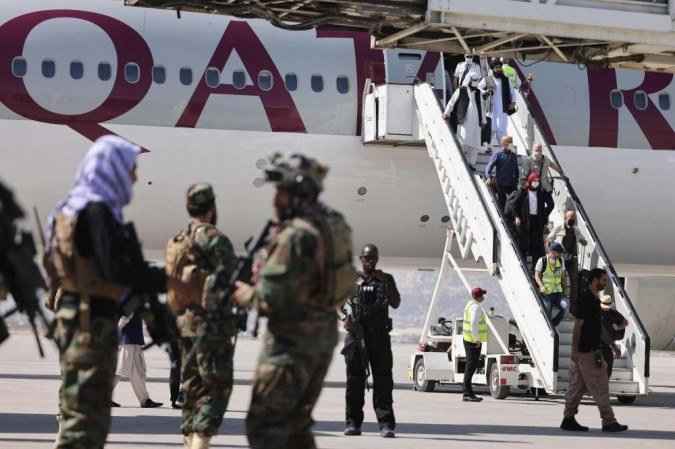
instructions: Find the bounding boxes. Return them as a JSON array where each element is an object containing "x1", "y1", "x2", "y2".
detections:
[
  {"x1": 488, "y1": 362, "x2": 510, "y2": 399},
  {"x1": 413, "y1": 357, "x2": 436, "y2": 392},
  {"x1": 617, "y1": 395, "x2": 637, "y2": 405}
]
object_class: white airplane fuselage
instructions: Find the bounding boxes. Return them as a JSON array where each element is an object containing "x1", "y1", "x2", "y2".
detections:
[{"x1": 1, "y1": 1, "x2": 674, "y2": 346}]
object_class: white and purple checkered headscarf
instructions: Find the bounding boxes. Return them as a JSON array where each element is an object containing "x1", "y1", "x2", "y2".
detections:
[{"x1": 47, "y1": 136, "x2": 141, "y2": 243}]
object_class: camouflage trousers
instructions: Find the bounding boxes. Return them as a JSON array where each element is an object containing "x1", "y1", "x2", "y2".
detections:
[
  {"x1": 180, "y1": 335, "x2": 234, "y2": 436},
  {"x1": 246, "y1": 342, "x2": 334, "y2": 449},
  {"x1": 54, "y1": 296, "x2": 118, "y2": 449}
]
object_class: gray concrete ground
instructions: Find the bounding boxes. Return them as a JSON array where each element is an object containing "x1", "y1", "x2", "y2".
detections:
[{"x1": 1, "y1": 332, "x2": 675, "y2": 449}]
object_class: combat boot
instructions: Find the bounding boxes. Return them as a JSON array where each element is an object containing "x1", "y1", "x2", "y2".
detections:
[
  {"x1": 191, "y1": 433, "x2": 211, "y2": 449},
  {"x1": 183, "y1": 433, "x2": 193, "y2": 449}
]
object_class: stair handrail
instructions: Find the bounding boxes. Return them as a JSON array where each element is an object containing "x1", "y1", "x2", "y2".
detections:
[
  {"x1": 514, "y1": 81, "x2": 651, "y2": 387},
  {"x1": 415, "y1": 82, "x2": 559, "y2": 390}
]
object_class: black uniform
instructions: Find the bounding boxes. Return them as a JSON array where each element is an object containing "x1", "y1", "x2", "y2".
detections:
[{"x1": 343, "y1": 270, "x2": 401, "y2": 430}]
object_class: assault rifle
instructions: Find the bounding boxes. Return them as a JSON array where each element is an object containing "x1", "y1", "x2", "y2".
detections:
[
  {"x1": 183, "y1": 220, "x2": 275, "y2": 362},
  {"x1": 341, "y1": 294, "x2": 371, "y2": 388},
  {"x1": 0, "y1": 181, "x2": 51, "y2": 356},
  {"x1": 211, "y1": 219, "x2": 275, "y2": 331},
  {"x1": 119, "y1": 223, "x2": 177, "y2": 351}
]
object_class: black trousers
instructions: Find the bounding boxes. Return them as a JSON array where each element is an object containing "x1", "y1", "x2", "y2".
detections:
[
  {"x1": 525, "y1": 215, "x2": 545, "y2": 270},
  {"x1": 463, "y1": 340, "x2": 482, "y2": 396},
  {"x1": 345, "y1": 326, "x2": 395, "y2": 429},
  {"x1": 169, "y1": 340, "x2": 182, "y2": 403},
  {"x1": 481, "y1": 117, "x2": 492, "y2": 145},
  {"x1": 496, "y1": 184, "x2": 516, "y2": 213}
]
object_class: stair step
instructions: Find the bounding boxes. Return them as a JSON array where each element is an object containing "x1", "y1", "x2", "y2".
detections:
[
  {"x1": 610, "y1": 368, "x2": 633, "y2": 382},
  {"x1": 558, "y1": 320, "x2": 574, "y2": 333},
  {"x1": 609, "y1": 381, "x2": 639, "y2": 395},
  {"x1": 559, "y1": 332, "x2": 573, "y2": 345}
]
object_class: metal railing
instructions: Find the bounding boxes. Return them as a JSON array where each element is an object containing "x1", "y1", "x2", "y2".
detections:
[
  {"x1": 512, "y1": 84, "x2": 650, "y2": 393},
  {"x1": 415, "y1": 83, "x2": 559, "y2": 391}
]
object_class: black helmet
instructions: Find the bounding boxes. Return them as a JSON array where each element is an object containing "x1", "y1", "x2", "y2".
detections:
[
  {"x1": 264, "y1": 153, "x2": 328, "y2": 199},
  {"x1": 360, "y1": 243, "x2": 379, "y2": 259}
]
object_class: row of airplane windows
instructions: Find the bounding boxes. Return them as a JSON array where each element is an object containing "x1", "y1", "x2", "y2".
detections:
[
  {"x1": 10, "y1": 57, "x2": 351, "y2": 94},
  {"x1": 609, "y1": 89, "x2": 670, "y2": 111}
]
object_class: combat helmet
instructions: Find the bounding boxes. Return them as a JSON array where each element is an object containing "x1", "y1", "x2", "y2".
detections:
[
  {"x1": 186, "y1": 183, "x2": 216, "y2": 216},
  {"x1": 264, "y1": 153, "x2": 328, "y2": 199}
]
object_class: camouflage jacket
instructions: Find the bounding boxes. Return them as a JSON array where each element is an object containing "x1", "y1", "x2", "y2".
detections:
[
  {"x1": 179, "y1": 221, "x2": 237, "y2": 337},
  {"x1": 251, "y1": 217, "x2": 338, "y2": 354}
]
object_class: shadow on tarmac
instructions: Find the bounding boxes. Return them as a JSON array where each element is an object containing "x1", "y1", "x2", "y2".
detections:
[{"x1": 2, "y1": 413, "x2": 675, "y2": 441}]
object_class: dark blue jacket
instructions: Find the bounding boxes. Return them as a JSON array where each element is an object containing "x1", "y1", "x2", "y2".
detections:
[
  {"x1": 485, "y1": 150, "x2": 519, "y2": 187},
  {"x1": 120, "y1": 313, "x2": 145, "y2": 345}
]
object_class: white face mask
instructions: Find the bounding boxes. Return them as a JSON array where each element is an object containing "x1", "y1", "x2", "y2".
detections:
[
  {"x1": 534, "y1": 152, "x2": 543, "y2": 159},
  {"x1": 531, "y1": 182, "x2": 540, "y2": 189}
]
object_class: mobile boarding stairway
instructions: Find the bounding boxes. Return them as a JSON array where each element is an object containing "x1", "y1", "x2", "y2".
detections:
[{"x1": 363, "y1": 79, "x2": 650, "y2": 401}]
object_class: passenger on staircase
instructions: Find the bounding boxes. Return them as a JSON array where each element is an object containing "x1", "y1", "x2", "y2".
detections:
[
  {"x1": 485, "y1": 136, "x2": 519, "y2": 211},
  {"x1": 599, "y1": 294, "x2": 628, "y2": 378},
  {"x1": 547, "y1": 210, "x2": 587, "y2": 302},
  {"x1": 480, "y1": 61, "x2": 516, "y2": 144},
  {"x1": 561, "y1": 268, "x2": 628, "y2": 433},
  {"x1": 521, "y1": 144, "x2": 560, "y2": 221},
  {"x1": 534, "y1": 243, "x2": 569, "y2": 326},
  {"x1": 444, "y1": 57, "x2": 485, "y2": 163},
  {"x1": 505, "y1": 173, "x2": 553, "y2": 267}
]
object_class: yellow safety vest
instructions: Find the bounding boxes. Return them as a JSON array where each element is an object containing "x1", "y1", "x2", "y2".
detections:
[
  {"x1": 542, "y1": 257, "x2": 564, "y2": 295},
  {"x1": 463, "y1": 300, "x2": 488, "y2": 343}
]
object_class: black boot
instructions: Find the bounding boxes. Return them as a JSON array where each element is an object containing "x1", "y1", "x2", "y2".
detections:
[
  {"x1": 602, "y1": 422, "x2": 628, "y2": 433},
  {"x1": 560, "y1": 417, "x2": 589, "y2": 432}
]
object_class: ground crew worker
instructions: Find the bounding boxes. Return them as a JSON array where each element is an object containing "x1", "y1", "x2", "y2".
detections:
[
  {"x1": 233, "y1": 153, "x2": 356, "y2": 449},
  {"x1": 535, "y1": 242, "x2": 569, "y2": 326},
  {"x1": 463, "y1": 287, "x2": 488, "y2": 402},
  {"x1": 44, "y1": 136, "x2": 179, "y2": 449},
  {"x1": 343, "y1": 244, "x2": 401, "y2": 438},
  {"x1": 561, "y1": 268, "x2": 628, "y2": 433},
  {"x1": 165, "y1": 183, "x2": 237, "y2": 449}
]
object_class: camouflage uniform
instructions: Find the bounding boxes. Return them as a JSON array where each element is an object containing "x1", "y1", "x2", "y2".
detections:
[
  {"x1": 239, "y1": 154, "x2": 355, "y2": 449},
  {"x1": 54, "y1": 297, "x2": 119, "y2": 449},
  {"x1": 171, "y1": 184, "x2": 238, "y2": 443}
]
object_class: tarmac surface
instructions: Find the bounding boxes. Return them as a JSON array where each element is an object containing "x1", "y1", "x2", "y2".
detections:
[{"x1": 1, "y1": 332, "x2": 675, "y2": 449}]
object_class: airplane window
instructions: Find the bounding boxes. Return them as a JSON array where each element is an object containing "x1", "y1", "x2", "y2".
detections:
[
  {"x1": 658, "y1": 93, "x2": 671, "y2": 111},
  {"x1": 336, "y1": 76, "x2": 349, "y2": 94},
  {"x1": 232, "y1": 70, "x2": 246, "y2": 89},
  {"x1": 311, "y1": 75, "x2": 324, "y2": 93},
  {"x1": 398, "y1": 53, "x2": 422, "y2": 61},
  {"x1": 634, "y1": 90, "x2": 648, "y2": 111},
  {"x1": 70, "y1": 61, "x2": 84, "y2": 80},
  {"x1": 285, "y1": 73, "x2": 298, "y2": 91},
  {"x1": 205, "y1": 67, "x2": 220, "y2": 88},
  {"x1": 11, "y1": 57, "x2": 27, "y2": 78},
  {"x1": 609, "y1": 90, "x2": 623, "y2": 109},
  {"x1": 125, "y1": 63, "x2": 140, "y2": 84},
  {"x1": 98, "y1": 63, "x2": 112, "y2": 81},
  {"x1": 180, "y1": 67, "x2": 193, "y2": 86},
  {"x1": 152, "y1": 66, "x2": 166, "y2": 84},
  {"x1": 258, "y1": 70, "x2": 273, "y2": 92},
  {"x1": 42, "y1": 60, "x2": 56, "y2": 79}
]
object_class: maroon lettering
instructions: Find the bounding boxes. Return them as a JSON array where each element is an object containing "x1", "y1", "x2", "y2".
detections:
[
  {"x1": 588, "y1": 69, "x2": 674, "y2": 149},
  {"x1": 176, "y1": 21, "x2": 305, "y2": 132},
  {"x1": 0, "y1": 10, "x2": 153, "y2": 141},
  {"x1": 317, "y1": 28, "x2": 384, "y2": 135}
]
